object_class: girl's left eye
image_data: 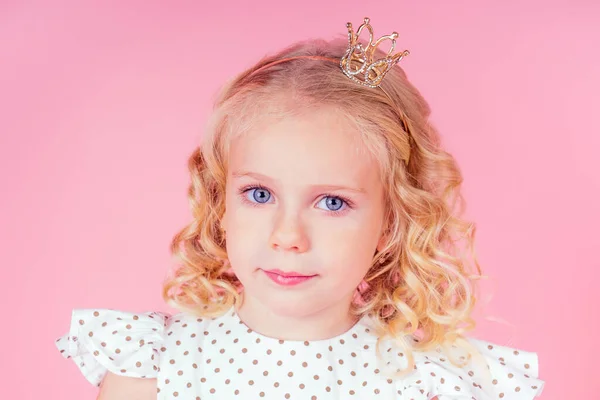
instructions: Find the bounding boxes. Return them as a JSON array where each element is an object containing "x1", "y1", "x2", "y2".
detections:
[{"x1": 316, "y1": 196, "x2": 347, "y2": 212}]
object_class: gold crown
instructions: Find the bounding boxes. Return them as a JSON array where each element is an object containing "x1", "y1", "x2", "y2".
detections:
[{"x1": 340, "y1": 17, "x2": 410, "y2": 88}]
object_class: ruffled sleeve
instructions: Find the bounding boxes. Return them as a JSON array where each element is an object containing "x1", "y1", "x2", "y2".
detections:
[
  {"x1": 396, "y1": 337, "x2": 545, "y2": 399},
  {"x1": 55, "y1": 308, "x2": 170, "y2": 387}
]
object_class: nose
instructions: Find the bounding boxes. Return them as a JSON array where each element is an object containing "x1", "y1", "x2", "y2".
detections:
[{"x1": 269, "y1": 210, "x2": 310, "y2": 253}]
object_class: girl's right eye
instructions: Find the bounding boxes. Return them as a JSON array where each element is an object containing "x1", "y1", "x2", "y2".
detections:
[{"x1": 242, "y1": 186, "x2": 271, "y2": 204}]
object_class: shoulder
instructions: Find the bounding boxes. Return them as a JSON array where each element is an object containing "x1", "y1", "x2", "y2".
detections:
[
  {"x1": 55, "y1": 307, "x2": 219, "y2": 388},
  {"x1": 55, "y1": 308, "x2": 175, "y2": 387},
  {"x1": 397, "y1": 336, "x2": 546, "y2": 399}
]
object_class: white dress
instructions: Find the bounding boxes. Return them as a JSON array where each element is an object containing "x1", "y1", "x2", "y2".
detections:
[{"x1": 55, "y1": 307, "x2": 545, "y2": 399}]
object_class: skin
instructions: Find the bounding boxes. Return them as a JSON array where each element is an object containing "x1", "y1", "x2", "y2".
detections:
[{"x1": 221, "y1": 106, "x2": 390, "y2": 341}]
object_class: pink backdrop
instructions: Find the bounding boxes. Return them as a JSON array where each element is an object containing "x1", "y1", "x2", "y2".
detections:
[{"x1": 1, "y1": 1, "x2": 598, "y2": 398}]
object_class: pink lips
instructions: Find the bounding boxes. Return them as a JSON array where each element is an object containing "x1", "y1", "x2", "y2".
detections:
[{"x1": 262, "y1": 269, "x2": 317, "y2": 286}]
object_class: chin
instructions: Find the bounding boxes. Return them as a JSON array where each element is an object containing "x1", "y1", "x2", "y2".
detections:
[{"x1": 254, "y1": 291, "x2": 323, "y2": 318}]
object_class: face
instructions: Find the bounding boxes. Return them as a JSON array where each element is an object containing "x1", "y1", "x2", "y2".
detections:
[{"x1": 222, "y1": 106, "x2": 388, "y2": 319}]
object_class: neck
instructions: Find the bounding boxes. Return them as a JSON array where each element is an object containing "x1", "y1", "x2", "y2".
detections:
[{"x1": 234, "y1": 293, "x2": 359, "y2": 341}]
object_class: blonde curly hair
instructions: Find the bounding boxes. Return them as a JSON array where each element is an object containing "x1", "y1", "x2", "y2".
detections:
[{"x1": 162, "y1": 37, "x2": 489, "y2": 376}]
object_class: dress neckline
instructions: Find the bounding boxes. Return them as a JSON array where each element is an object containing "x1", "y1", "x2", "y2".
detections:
[{"x1": 223, "y1": 306, "x2": 376, "y2": 347}]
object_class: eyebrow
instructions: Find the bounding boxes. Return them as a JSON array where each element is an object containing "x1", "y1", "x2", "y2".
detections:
[{"x1": 231, "y1": 171, "x2": 367, "y2": 194}]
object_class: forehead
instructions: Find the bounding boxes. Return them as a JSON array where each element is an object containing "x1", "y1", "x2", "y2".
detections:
[{"x1": 228, "y1": 107, "x2": 381, "y2": 186}]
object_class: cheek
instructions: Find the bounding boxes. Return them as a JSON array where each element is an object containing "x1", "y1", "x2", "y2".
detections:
[
  {"x1": 314, "y1": 219, "x2": 380, "y2": 274},
  {"x1": 223, "y1": 207, "x2": 268, "y2": 270}
]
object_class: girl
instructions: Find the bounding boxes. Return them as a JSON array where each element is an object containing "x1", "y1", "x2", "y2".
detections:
[{"x1": 55, "y1": 17, "x2": 545, "y2": 399}]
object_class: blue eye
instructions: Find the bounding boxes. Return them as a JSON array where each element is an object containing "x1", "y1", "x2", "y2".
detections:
[
  {"x1": 247, "y1": 187, "x2": 271, "y2": 204},
  {"x1": 239, "y1": 184, "x2": 353, "y2": 215},
  {"x1": 316, "y1": 196, "x2": 346, "y2": 212}
]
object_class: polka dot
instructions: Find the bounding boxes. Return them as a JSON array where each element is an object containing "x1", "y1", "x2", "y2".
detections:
[{"x1": 55, "y1": 307, "x2": 543, "y2": 398}]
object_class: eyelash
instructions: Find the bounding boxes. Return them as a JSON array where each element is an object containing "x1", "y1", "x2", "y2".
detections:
[{"x1": 237, "y1": 184, "x2": 355, "y2": 216}]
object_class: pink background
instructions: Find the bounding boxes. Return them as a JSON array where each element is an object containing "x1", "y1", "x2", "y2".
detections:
[{"x1": 1, "y1": 1, "x2": 598, "y2": 398}]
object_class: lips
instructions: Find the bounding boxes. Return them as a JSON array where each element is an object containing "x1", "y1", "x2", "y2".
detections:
[
  {"x1": 264, "y1": 269, "x2": 315, "y2": 278},
  {"x1": 262, "y1": 269, "x2": 317, "y2": 287}
]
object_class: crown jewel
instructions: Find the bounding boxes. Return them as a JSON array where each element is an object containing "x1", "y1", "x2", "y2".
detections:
[{"x1": 340, "y1": 17, "x2": 410, "y2": 88}]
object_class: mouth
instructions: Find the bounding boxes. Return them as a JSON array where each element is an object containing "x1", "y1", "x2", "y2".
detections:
[{"x1": 261, "y1": 269, "x2": 317, "y2": 287}]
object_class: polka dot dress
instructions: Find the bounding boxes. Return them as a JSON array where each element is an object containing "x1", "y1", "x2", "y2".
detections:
[{"x1": 55, "y1": 307, "x2": 545, "y2": 399}]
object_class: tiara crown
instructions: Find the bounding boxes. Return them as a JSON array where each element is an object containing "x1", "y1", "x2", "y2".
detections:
[{"x1": 340, "y1": 17, "x2": 410, "y2": 88}]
